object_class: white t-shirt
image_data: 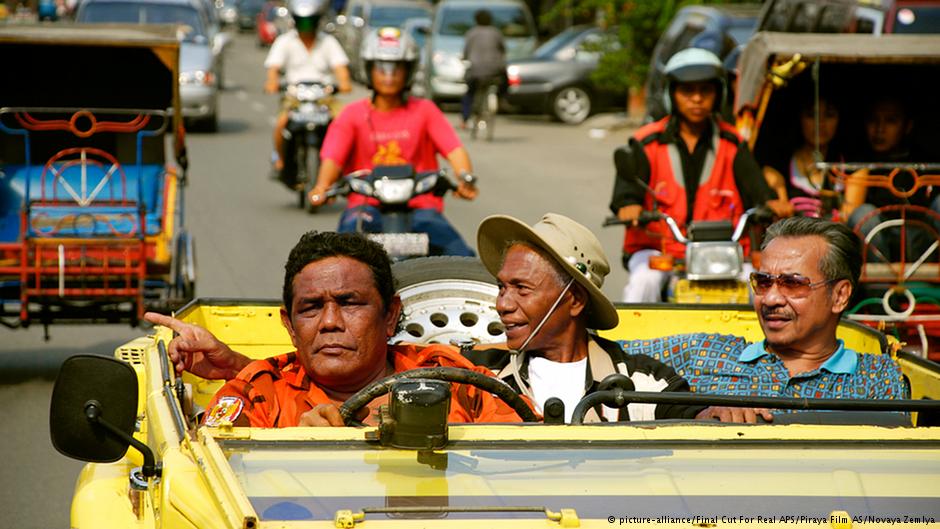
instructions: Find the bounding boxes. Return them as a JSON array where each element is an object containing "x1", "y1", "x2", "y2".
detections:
[
  {"x1": 528, "y1": 356, "x2": 588, "y2": 423},
  {"x1": 527, "y1": 353, "x2": 623, "y2": 423},
  {"x1": 264, "y1": 30, "x2": 349, "y2": 85}
]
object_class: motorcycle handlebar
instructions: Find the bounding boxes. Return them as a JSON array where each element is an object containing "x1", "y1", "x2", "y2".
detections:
[
  {"x1": 325, "y1": 169, "x2": 456, "y2": 198},
  {"x1": 603, "y1": 206, "x2": 773, "y2": 244}
]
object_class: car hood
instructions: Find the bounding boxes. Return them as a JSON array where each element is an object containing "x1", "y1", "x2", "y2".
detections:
[{"x1": 180, "y1": 42, "x2": 213, "y2": 73}]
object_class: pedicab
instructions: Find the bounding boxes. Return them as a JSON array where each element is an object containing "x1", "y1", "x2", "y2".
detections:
[
  {"x1": 48, "y1": 253, "x2": 940, "y2": 528},
  {"x1": 0, "y1": 25, "x2": 195, "y2": 331},
  {"x1": 734, "y1": 32, "x2": 940, "y2": 360}
]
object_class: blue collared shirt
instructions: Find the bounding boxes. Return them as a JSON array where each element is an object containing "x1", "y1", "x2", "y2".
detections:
[{"x1": 619, "y1": 333, "x2": 909, "y2": 400}]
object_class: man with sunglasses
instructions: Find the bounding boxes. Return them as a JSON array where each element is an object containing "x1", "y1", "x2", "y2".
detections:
[
  {"x1": 306, "y1": 27, "x2": 478, "y2": 256},
  {"x1": 622, "y1": 216, "x2": 908, "y2": 422}
]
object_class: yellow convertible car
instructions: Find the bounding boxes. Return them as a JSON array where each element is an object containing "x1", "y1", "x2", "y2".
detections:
[{"x1": 50, "y1": 254, "x2": 940, "y2": 528}]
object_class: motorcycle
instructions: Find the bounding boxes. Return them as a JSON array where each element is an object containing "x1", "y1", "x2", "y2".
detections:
[
  {"x1": 325, "y1": 164, "x2": 466, "y2": 259},
  {"x1": 604, "y1": 207, "x2": 771, "y2": 304},
  {"x1": 277, "y1": 81, "x2": 333, "y2": 212}
]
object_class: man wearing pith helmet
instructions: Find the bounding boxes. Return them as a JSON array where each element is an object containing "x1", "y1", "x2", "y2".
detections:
[{"x1": 467, "y1": 213, "x2": 708, "y2": 423}]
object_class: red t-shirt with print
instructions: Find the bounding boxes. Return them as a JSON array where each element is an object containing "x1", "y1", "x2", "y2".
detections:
[{"x1": 320, "y1": 97, "x2": 462, "y2": 212}]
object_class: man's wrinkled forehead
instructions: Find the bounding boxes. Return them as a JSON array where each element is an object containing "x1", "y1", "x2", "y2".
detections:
[{"x1": 498, "y1": 242, "x2": 562, "y2": 280}]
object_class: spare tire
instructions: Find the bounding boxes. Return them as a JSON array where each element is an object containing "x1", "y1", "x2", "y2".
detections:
[{"x1": 391, "y1": 257, "x2": 505, "y2": 346}]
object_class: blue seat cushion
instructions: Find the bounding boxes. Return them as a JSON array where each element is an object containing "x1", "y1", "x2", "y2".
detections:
[{"x1": 0, "y1": 164, "x2": 165, "y2": 241}]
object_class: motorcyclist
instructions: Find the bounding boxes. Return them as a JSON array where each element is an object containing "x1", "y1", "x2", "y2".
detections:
[
  {"x1": 307, "y1": 27, "x2": 479, "y2": 257},
  {"x1": 608, "y1": 47, "x2": 781, "y2": 303},
  {"x1": 265, "y1": 0, "x2": 352, "y2": 179}
]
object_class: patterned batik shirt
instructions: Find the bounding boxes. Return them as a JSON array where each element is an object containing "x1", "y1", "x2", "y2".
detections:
[{"x1": 618, "y1": 333, "x2": 909, "y2": 401}]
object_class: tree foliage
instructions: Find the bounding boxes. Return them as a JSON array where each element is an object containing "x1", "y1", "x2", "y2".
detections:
[{"x1": 540, "y1": 0, "x2": 732, "y2": 92}]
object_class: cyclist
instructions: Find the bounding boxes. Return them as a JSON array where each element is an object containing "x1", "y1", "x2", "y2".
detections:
[
  {"x1": 264, "y1": 0, "x2": 351, "y2": 179},
  {"x1": 461, "y1": 9, "x2": 506, "y2": 130},
  {"x1": 307, "y1": 27, "x2": 478, "y2": 256}
]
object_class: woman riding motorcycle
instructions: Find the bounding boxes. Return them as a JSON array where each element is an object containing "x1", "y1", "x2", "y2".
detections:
[{"x1": 307, "y1": 27, "x2": 478, "y2": 257}]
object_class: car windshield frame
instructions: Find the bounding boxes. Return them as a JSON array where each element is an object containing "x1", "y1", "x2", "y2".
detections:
[
  {"x1": 532, "y1": 25, "x2": 589, "y2": 59},
  {"x1": 79, "y1": 2, "x2": 208, "y2": 41},
  {"x1": 370, "y1": 5, "x2": 430, "y2": 28},
  {"x1": 211, "y1": 424, "x2": 940, "y2": 523},
  {"x1": 437, "y1": 4, "x2": 534, "y2": 38}
]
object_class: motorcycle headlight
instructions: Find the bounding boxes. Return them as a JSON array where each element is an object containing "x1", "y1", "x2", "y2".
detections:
[
  {"x1": 373, "y1": 178, "x2": 415, "y2": 204},
  {"x1": 685, "y1": 242, "x2": 742, "y2": 280},
  {"x1": 179, "y1": 70, "x2": 216, "y2": 86}
]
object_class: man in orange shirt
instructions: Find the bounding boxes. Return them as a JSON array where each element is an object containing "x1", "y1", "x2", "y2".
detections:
[{"x1": 146, "y1": 231, "x2": 520, "y2": 427}]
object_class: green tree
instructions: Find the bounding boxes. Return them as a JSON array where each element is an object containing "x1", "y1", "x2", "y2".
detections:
[{"x1": 541, "y1": 1, "x2": 743, "y2": 112}]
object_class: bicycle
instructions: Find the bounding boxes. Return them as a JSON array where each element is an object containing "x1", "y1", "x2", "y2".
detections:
[{"x1": 469, "y1": 76, "x2": 500, "y2": 142}]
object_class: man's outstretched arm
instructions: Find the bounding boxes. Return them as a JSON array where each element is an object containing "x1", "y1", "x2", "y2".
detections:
[{"x1": 143, "y1": 312, "x2": 252, "y2": 380}]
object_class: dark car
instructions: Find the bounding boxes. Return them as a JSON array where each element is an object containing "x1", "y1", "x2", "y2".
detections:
[
  {"x1": 236, "y1": 0, "x2": 265, "y2": 30},
  {"x1": 644, "y1": 4, "x2": 761, "y2": 122},
  {"x1": 758, "y1": 0, "x2": 940, "y2": 33},
  {"x1": 505, "y1": 25, "x2": 621, "y2": 124}
]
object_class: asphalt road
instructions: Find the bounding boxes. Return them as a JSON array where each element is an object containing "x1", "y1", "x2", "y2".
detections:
[{"x1": 0, "y1": 31, "x2": 631, "y2": 527}]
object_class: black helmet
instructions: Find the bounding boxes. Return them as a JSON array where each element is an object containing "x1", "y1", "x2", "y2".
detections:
[{"x1": 360, "y1": 27, "x2": 420, "y2": 90}]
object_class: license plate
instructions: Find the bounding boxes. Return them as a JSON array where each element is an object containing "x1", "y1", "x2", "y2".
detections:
[{"x1": 368, "y1": 233, "x2": 429, "y2": 257}]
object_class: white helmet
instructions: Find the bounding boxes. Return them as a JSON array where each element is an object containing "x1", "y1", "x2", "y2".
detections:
[
  {"x1": 289, "y1": 0, "x2": 327, "y2": 31},
  {"x1": 662, "y1": 47, "x2": 726, "y2": 115},
  {"x1": 360, "y1": 27, "x2": 420, "y2": 89}
]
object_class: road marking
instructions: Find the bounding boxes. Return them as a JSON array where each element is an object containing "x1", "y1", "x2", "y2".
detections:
[
  {"x1": 267, "y1": 116, "x2": 277, "y2": 127},
  {"x1": 236, "y1": 90, "x2": 248, "y2": 101},
  {"x1": 251, "y1": 101, "x2": 267, "y2": 113}
]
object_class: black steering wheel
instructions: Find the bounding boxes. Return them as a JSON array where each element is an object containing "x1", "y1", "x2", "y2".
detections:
[{"x1": 338, "y1": 367, "x2": 540, "y2": 425}]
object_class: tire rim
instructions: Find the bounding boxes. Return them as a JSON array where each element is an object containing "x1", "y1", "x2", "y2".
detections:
[
  {"x1": 555, "y1": 87, "x2": 590, "y2": 124},
  {"x1": 393, "y1": 278, "x2": 505, "y2": 346}
]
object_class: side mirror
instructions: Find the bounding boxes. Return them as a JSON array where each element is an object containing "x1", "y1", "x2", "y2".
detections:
[{"x1": 50, "y1": 355, "x2": 139, "y2": 464}]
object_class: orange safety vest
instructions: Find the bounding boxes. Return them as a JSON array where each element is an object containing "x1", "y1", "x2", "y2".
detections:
[{"x1": 623, "y1": 117, "x2": 748, "y2": 259}]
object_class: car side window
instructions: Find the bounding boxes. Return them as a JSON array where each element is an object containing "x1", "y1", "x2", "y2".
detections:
[{"x1": 574, "y1": 32, "x2": 603, "y2": 62}]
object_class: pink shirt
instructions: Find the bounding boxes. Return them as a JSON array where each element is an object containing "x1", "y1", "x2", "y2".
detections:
[{"x1": 320, "y1": 97, "x2": 462, "y2": 211}]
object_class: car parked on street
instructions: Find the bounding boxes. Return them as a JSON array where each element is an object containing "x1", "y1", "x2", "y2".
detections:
[
  {"x1": 505, "y1": 24, "x2": 621, "y2": 124},
  {"x1": 644, "y1": 3, "x2": 761, "y2": 122},
  {"x1": 76, "y1": 0, "x2": 223, "y2": 131},
  {"x1": 422, "y1": 0, "x2": 537, "y2": 103},
  {"x1": 333, "y1": 0, "x2": 431, "y2": 82}
]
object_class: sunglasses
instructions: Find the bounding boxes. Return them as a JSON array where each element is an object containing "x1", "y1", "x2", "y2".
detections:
[{"x1": 749, "y1": 272, "x2": 837, "y2": 298}]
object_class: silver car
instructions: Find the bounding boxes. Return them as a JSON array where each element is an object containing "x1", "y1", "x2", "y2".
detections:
[
  {"x1": 77, "y1": 0, "x2": 222, "y2": 131},
  {"x1": 423, "y1": 0, "x2": 537, "y2": 103}
]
